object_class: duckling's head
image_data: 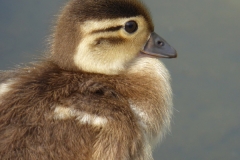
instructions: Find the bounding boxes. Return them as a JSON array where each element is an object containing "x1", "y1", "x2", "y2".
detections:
[{"x1": 50, "y1": 0, "x2": 177, "y2": 75}]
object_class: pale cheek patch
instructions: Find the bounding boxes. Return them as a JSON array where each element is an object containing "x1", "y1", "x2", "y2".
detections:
[
  {"x1": 54, "y1": 106, "x2": 108, "y2": 127},
  {"x1": 73, "y1": 16, "x2": 150, "y2": 75}
]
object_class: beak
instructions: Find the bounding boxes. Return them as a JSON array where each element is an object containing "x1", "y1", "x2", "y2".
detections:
[{"x1": 141, "y1": 32, "x2": 177, "y2": 58}]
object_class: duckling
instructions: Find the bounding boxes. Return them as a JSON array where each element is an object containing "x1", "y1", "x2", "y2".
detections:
[{"x1": 0, "y1": 0, "x2": 177, "y2": 159}]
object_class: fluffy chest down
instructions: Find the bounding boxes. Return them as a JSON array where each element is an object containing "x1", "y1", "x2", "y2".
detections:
[
  {"x1": 0, "y1": 58, "x2": 172, "y2": 160},
  {"x1": 125, "y1": 57, "x2": 173, "y2": 147}
]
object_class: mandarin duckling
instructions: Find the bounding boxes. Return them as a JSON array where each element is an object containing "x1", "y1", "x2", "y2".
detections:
[{"x1": 0, "y1": 0, "x2": 177, "y2": 159}]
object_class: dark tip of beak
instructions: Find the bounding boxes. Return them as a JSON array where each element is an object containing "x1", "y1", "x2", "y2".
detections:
[{"x1": 141, "y1": 32, "x2": 177, "y2": 59}]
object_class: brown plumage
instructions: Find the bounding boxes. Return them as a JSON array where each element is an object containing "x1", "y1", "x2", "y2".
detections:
[{"x1": 0, "y1": 0, "x2": 177, "y2": 160}]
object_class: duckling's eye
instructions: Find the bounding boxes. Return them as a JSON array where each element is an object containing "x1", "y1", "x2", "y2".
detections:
[{"x1": 124, "y1": 20, "x2": 138, "y2": 33}]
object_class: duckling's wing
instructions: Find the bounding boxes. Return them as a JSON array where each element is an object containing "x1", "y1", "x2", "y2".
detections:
[{"x1": 0, "y1": 68, "x2": 145, "y2": 159}]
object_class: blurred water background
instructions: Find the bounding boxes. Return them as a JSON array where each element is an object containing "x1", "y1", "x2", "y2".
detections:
[{"x1": 0, "y1": 1, "x2": 239, "y2": 159}]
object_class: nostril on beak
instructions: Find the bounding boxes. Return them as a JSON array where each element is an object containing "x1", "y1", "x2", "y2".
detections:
[
  {"x1": 141, "y1": 32, "x2": 177, "y2": 58},
  {"x1": 157, "y1": 40, "x2": 164, "y2": 46}
]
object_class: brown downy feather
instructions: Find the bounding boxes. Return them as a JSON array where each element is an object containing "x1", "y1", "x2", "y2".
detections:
[{"x1": 0, "y1": 60, "x2": 170, "y2": 159}]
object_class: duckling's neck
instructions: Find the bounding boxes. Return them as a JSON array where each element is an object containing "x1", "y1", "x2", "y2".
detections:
[
  {"x1": 125, "y1": 56, "x2": 172, "y2": 147},
  {"x1": 126, "y1": 56, "x2": 168, "y2": 77}
]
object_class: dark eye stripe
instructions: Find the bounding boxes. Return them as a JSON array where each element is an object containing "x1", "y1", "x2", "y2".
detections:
[
  {"x1": 95, "y1": 37, "x2": 125, "y2": 45},
  {"x1": 91, "y1": 26, "x2": 122, "y2": 34}
]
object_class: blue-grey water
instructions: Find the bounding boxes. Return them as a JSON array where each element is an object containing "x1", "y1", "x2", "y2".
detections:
[{"x1": 0, "y1": 1, "x2": 239, "y2": 159}]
